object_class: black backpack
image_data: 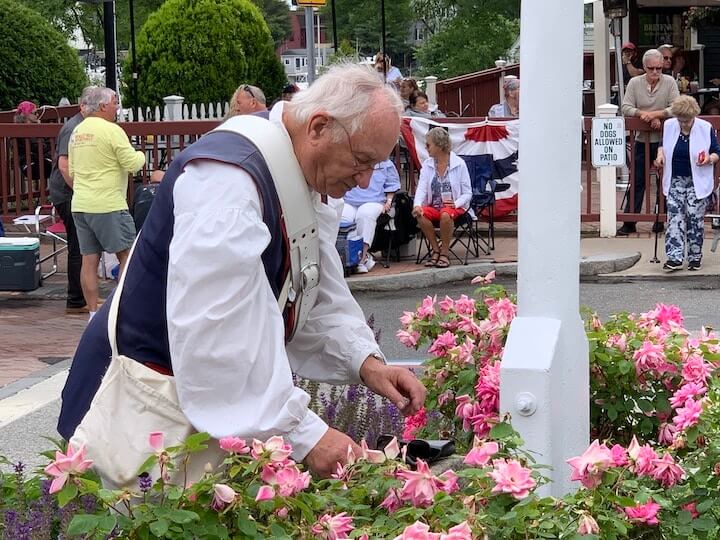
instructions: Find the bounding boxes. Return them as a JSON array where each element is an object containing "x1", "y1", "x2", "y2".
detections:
[
  {"x1": 370, "y1": 191, "x2": 418, "y2": 254},
  {"x1": 132, "y1": 183, "x2": 159, "y2": 231}
]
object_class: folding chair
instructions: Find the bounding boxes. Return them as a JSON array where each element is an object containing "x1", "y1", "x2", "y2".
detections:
[
  {"x1": 12, "y1": 204, "x2": 67, "y2": 280},
  {"x1": 415, "y1": 211, "x2": 478, "y2": 266}
]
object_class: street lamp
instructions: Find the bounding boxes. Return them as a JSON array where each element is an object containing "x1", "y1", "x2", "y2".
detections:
[{"x1": 603, "y1": 0, "x2": 628, "y2": 107}]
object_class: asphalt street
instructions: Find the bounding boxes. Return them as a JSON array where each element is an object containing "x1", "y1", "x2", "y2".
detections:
[{"x1": 2, "y1": 276, "x2": 719, "y2": 470}]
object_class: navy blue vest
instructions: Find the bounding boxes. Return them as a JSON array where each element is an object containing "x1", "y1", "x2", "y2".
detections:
[{"x1": 57, "y1": 128, "x2": 289, "y2": 440}]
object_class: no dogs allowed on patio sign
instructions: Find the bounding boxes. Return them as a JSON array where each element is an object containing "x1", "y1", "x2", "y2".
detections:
[{"x1": 591, "y1": 116, "x2": 626, "y2": 168}]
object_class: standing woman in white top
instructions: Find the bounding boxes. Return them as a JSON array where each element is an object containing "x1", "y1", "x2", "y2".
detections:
[
  {"x1": 412, "y1": 127, "x2": 472, "y2": 268},
  {"x1": 655, "y1": 95, "x2": 720, "y2": 271}
]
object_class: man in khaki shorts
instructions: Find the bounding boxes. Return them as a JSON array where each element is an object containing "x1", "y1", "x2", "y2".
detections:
[{"x1": 69, "y1": 87, "x2": 146, "y2": 320}]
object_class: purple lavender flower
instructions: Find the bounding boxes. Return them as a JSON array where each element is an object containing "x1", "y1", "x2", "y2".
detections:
[{"x1": 138, "y1": 472, "x2": 153, "y2": 493}]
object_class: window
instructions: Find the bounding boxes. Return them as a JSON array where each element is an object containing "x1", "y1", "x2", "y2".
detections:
[
  {"x1": 284, "y1": 59, "x2": 290, "y2": 65},
  {"x1": 295, "y1": 58, "x2": 301, "y2": 69}
]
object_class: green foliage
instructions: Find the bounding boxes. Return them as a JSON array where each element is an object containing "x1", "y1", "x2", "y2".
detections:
[
  {"x1": 249, "y1": 0, "x2": 292, "y2": 48},
  {"x1": 321, "y1": 0, "x2": 415, "y2": 66},
  {"x1": 18, "y1": 0, "x2": 164, "y2": 51},
  {"x1": 123, "y1": 0, "x2": 286, "y2": 107},
  {"x1": 0, "y1": 0, "x2": 88, "y2": 110},
  {"x1": 415, "y1": 6, "x2": 519, "y2": 78}
]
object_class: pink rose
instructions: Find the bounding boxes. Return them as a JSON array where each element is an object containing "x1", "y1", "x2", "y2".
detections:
[
  {"x1": 149, "y1": 431, "x2": 165, "y2": 452},
  {"x1": 464, "y1": 440, "x2": 499, "y2": 467},
  {"x1": 416, "y1": 295, "x2": 437, "y2": 319},
  {"x1": 311, "y1": 512, "x2": 354, "y2": 539},
  {"x1": 578, "y1": 514, "x2": 600, "y2": 535},
  {"x1": 440, "y1": 521, "x2": 472, "y2": 540},
  {"x1": 211, "y1": 483, "x2": 236, "y2": 511},
  {"x1": 487, "y1": 459, "x2": 536, "y2": 499},
  {"x1": 673, "y1": 398, "x2": 704, "y2": 432},
  {"x1": 393, "y1": 521, "x2": 441, "y2": 540},
  {"x1": 567, "y1": 440, "x2": 614, "y2": 489},
  {"x1": 651, "y1": 453, "x2": 684, "y2": 487},
  {"x1": 44, "y1": 443, "x2": 94, "y2": 494},
  {"x1": 219, "y1": 436, "x2": 250, "y2": 454},
  {"x1": 397, "y1": 329, "x2": 421, "y2": 348},
  {"x1": 255, "y1": 484, "x2": 275, "y2": 501},
  {"x1": 471, "y1": 270, "x2": 496, "y2": 285},
  {"x1": 624, "y1": 500, "x2": 661, "y2": 525},
  {"x1": 438, "y1": 296, "x2": 455, "y2": 314},
  {"x1": 681, "y1": 502, "x2": 699, "y2": 519}
]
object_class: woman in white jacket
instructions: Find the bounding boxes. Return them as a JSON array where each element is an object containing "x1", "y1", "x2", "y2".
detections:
[
  {"x1": 412, "y1": 127, "x2": 472, "y2": 268},
  {"x1": 655, "y1": 95, "x2": 720, "y2": 271}
]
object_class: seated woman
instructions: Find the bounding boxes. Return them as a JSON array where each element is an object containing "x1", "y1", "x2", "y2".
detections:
[
  {"x1": 412, "y1": 127, "x2": 472, "y2": 268},
  {"x1": 655, "y1": 95, "x2": 720, "y2": 271},
  {"x1": 341, "y1": 159, "x2": 400, "y2": 273},
  {"x1": 405, "y1": 91, "x2": 446, "y2": 118},
  {"x1": 488, "y1": 78, "x2": 520, "y2": 118},
  {"x1": 399, "y1": 78, "x2": 419, "y2": 109}
]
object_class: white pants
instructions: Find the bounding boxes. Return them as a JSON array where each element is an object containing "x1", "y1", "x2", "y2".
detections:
[{"x1": 341, "y1": 202, "x2": 384, "y2": 248}]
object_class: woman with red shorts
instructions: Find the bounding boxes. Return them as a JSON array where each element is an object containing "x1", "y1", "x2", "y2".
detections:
[{"x1": 412, "y1": 127, "x2": 472, "y2": 268}]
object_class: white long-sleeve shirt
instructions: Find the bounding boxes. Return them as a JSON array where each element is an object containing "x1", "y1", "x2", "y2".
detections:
[{"x1": 166, "y1": 105, "x2": 383, "y2": 460}]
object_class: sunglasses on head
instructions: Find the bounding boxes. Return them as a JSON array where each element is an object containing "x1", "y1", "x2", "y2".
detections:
[{"x1": 242, "y1": 85, "x2": 256, "y2": 100}]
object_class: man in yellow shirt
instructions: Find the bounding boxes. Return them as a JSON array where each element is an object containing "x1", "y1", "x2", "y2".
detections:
[{"x1": 69, "y1": 87, "x2": 145, "y2": 320}]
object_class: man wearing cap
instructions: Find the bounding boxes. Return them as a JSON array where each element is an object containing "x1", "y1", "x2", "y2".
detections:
[
  {"x1": 226, "y1": 84, "x2": 267, "y2": 118},
  {"x1": 621, "y1": 42, "x2": 644, "y2": 85}
]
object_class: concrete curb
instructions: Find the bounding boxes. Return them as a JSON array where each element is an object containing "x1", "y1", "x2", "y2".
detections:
[
  {"x1": 347, "y1": 251, "x2": 642, "y2": 292},
  {"x1": 0, "y1": 359, "x2": 70, "y2": 401}
]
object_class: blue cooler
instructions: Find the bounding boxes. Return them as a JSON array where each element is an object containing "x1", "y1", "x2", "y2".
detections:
[
  {"x1": 335, "y1": 221, "x2": 363, "y2": 270},
  {"x1": 0, "y1": 237, "x2": 41, "y2": 291}
]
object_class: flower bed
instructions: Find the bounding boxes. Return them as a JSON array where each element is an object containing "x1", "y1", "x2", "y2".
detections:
[{"x1": 3, "y1": 273, "x2": 720, "y2": 538}]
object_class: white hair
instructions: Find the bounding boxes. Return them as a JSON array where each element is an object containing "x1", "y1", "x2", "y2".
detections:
[
  {"x1": 286, "y1": 62, "x2": 403, "y2": 142},
  {"x1": 84, "y1": 87, "x2": 115, "y2": 114},
  {"x1": 643, "y1": 49, "x2": 663, "y2": 68},
  {"x1": 80, "y1": 85, "x2": 98, "y2": 106}
]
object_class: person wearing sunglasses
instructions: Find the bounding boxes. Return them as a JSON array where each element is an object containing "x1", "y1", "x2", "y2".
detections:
[
  {"x1": 618, "y1": 48, "x2": 679, "y2": 236},
  {"x1": 658, "y1": 44, "x2": 674, "y2": 76},
  {"x1": 226, "y1": 83, "x2": 267, "y2": 118}
]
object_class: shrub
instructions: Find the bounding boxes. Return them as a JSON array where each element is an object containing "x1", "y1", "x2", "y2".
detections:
[
  {"x1": 0, "y1": 0, "x2": 88, "y2": 110},
  {"x1": 123, "y1": 0, "x2": 286, "y2": 108}
]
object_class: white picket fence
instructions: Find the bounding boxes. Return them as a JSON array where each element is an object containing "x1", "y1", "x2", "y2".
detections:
[{"x1": 124, "y1": 97, "x2": 230, "y2": 122}]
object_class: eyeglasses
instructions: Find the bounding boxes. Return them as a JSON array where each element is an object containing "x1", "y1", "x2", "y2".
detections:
[
  {"x1": 663, "y1": 56, "x2": 672, "y2": 60},
  {"x1": 333, "y1": 118, "x2": 376, "y2": 173},
  {"x1": 242, "y1": 85, "x2": 256, "y2": 100},
  {"x1": 646, "y1": 66, "x2": 663, "y2": 72}
]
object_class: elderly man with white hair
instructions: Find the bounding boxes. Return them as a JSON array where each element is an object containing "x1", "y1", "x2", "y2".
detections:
[
  {"x1": 58, "y1": 63, "x2": 426, "y2": 487},
  {"x1": 618, "y1": 48, "x2": 679, "y2": 236}
]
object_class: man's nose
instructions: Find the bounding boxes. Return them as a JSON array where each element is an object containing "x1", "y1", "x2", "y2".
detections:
[{"x1": 354, "y1": 169, "x2": 373, "y2": 189}]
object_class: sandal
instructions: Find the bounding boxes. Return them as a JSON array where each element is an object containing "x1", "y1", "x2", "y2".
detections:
[
  {"x1": 436, "y1": 254, "x2": 450, "y2": 268},
  {"x1": 424, "y1": 251, "x2": 440, "y2": 267}
]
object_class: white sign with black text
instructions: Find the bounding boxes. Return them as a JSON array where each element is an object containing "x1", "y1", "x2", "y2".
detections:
[{"x1": 591, "y1": 117, "x2": 626, "y2": 168}]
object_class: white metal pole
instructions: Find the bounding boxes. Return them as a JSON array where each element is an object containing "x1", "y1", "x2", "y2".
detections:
[
  {"x1": 500, "y1": 0, "x2": 589, "y2": 497},
  {"x1": 305, "y1": 7, "x2": 316, "y2": 84}
]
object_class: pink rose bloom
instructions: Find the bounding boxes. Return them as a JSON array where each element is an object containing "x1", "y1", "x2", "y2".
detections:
[
  {"x1": 464, "y1": 440, "x2": 499, "y2": 467},
  {"x1": 651, "y1": 303, "x2": 684, "y2": 330},
  {"x1": 440, "y1": 521, "x2": 472, "y2": 540},
  {"x1": 397, "y1": 329, "x2": 421, "y2": 348},
  {"x1": 438, "y1": 390, "x2": 455, "y2": 407},
  {"x1": 416, "y1": 295, "x2": 437, "y2": 319},
  {"x1": 487, "y1": 459, "x2": 536, "y2": 499},
  {"x1": 632, "y1": 340, "x2": 667, "y2": 376},
  {"x1": 438, "y1": 296, "x2": 455, "y2": 314},
  {"x1": 255, "y1": 484, "x2": 275, "y2": 501},
  {"x1": 633, "y1": 445, "x2": 659, "y2": 477},
  {"x1": 454, "y1": 395, "x2": 475, "y2": 428},
  {"x1": 471, "y1": 270, "x2": 496, "y2": 285},
  {"x1": 566, "y1": 440, "x2": 614, "y2": 489},
  {"x1": 456, "y1": 337, "x2": 475, "y2": 364},
  {"x1": 467, "y1": 408, "x2": 498, "y2": 438},
  {"x1": 670, "y1": 382, "x2": 707, "y2": 408},
  {"x1": 400, "y1": 310, "x2": 416, "y2": 327},
  {"x1": 652, "y1": 453, "x2": 684, "y2": 487},
  {"x1": 682, "y1": 502, "x2": 699, "y2": 519},
  {"x1": 610, "y1": 444, "x2": 628, "y2": 467},
  {"x1": 657, "y1": 422, "x2": 677, "y2": 446},
  {"x1": 438, "y1": 470, "x2": 459, "y2": 494},
  {"x1": 44, "y1": 443, "x2": 94, "y2": 494},
  {"x1": 219, "y1": 436, "x2": 250, "y2": 454},
  {"x1": 380, "y1": 488, "x2": 403, "y2": 513},
  {"x1": 149, "y1": 432, "x2": 165, "y2": 452},
  {"x1": 485, "y1": 297, "x2": 517, "y2": 327},
  {"x1": 455, "y1": 316, "x2": 482, "y2": 336},
  {"x1": 673, "y1": 398, "x2": 704, "y2": 432},
  {"x1": 428, "y1": 331, "x2": 457, "y2": 357},
  {"x1": 274, "y1": 464, "x2": 311, "y2": 497},
  {"x1": 393, "y1": 521, "x2": 441, "y2": 540},
  {"x1": 475, "y1": 361, "x2": 500, "y2": 413},
  {"x1": 211, "y1": 483, "x2": 236, "y2": 511},
  {"x1": 453, "y1": 294, "x2": 476, "y2": 316},
  {"x1": 605, "y1": 333, "x2": 627, "y2": 352},
  {"x1": 251, "y1": 435, "x2": 292, "y2": 462},
  {"x1": 396, "y1": 459, "x2": 444, "y2": 507},
  {"x1": 578, "y1": 514, "x2": 600, "y2": 535},
  {"x1": 590, "y1": 315, "x2": 602, "y2": 330},
  {"x1": 311, "y1": 512, "x2": 354, "y2": 540},
  {"x1": 624, "y1": 500, "x2": 661, "y2": 525},
  {"x1": 403, "y1": 408, "x2": 428, "y2": 440},
  {"x1": 682, "y1": 355, "x2": 711, "y2": 384}
]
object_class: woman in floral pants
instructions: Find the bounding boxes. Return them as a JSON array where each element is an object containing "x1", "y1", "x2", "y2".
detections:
[{"x1": 655, "y1": 95, "x2": 720, "y2": 271}]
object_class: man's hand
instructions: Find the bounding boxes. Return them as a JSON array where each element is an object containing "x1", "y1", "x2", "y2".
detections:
[
  {"x1": 412, "y1": 206, "x2": 424, "y2": 218},
  {"x1": 650, "y1": 118, "x2": 662, "y2": 130},
  {"x1": 304, "y1": 427, "x2": 361, "y2": 478},
  {"x1": 359, "y1": 356, "x2": 426, "y2": 416}
]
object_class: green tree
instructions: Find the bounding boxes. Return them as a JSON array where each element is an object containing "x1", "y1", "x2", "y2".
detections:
[
  {"x1": 321, "y1": 0, "x2": 414, "y2": 66},
  {"x1": 18, "y1": 0, "x2": 164, "y2": 51},
  {"x1": 0, "y1": 0, "x2": 88, "y2": 109},
  {"x1": 249, "y1": 0, "x2": 292, "y2": 48},
  {"x1": 123, "y1": 0, "x2": 286, "y2": 107},
  {"x1": 415, "y1": 0, "x2": 520, "y2": 78}
]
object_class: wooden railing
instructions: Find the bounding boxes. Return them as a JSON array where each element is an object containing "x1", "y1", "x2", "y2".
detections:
[{"x1": 2, "y1": 117, "x2": 720, "y2": 223}]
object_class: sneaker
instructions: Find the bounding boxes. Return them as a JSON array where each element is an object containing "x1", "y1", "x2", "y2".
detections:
[
  {"x1": 364, "y1": 254, "x2": 376, "y2": 272},
  {"x1": 355, "y1": 262, "x2": 369, "y2": 274},
  {"x1": 617, "y1": 224, "x2": 637, "y2": 236},
  {"x1": 663, "y1": 260, "x2": 683, "y2": 272},
  {"x1": 688, "y1": 260, "x2": 702, "y2": 271},
  {"x1": 652, "y1": 222, "x2": 665, "y2": 234}
]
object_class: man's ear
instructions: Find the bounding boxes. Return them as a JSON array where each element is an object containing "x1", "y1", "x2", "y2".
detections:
[{"x1": 308, "y1": 113, "x2": 332, "y2": 143}]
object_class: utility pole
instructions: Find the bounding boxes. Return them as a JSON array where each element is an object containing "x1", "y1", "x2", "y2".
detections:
[
  {"x1": 304, "y1": 7, "x2": 316, "y2": 84},
  {"x1": 102, "y1": 0, "x2": 118, "y2": 92},
  {"x1": 129, "y1": 0, "x2": 139, "y2": 119}
]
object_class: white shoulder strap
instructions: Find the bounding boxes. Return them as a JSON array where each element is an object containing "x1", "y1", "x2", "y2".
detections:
[{"x1": 213, "y1": 115, "x2": 320, "y2": 340}]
